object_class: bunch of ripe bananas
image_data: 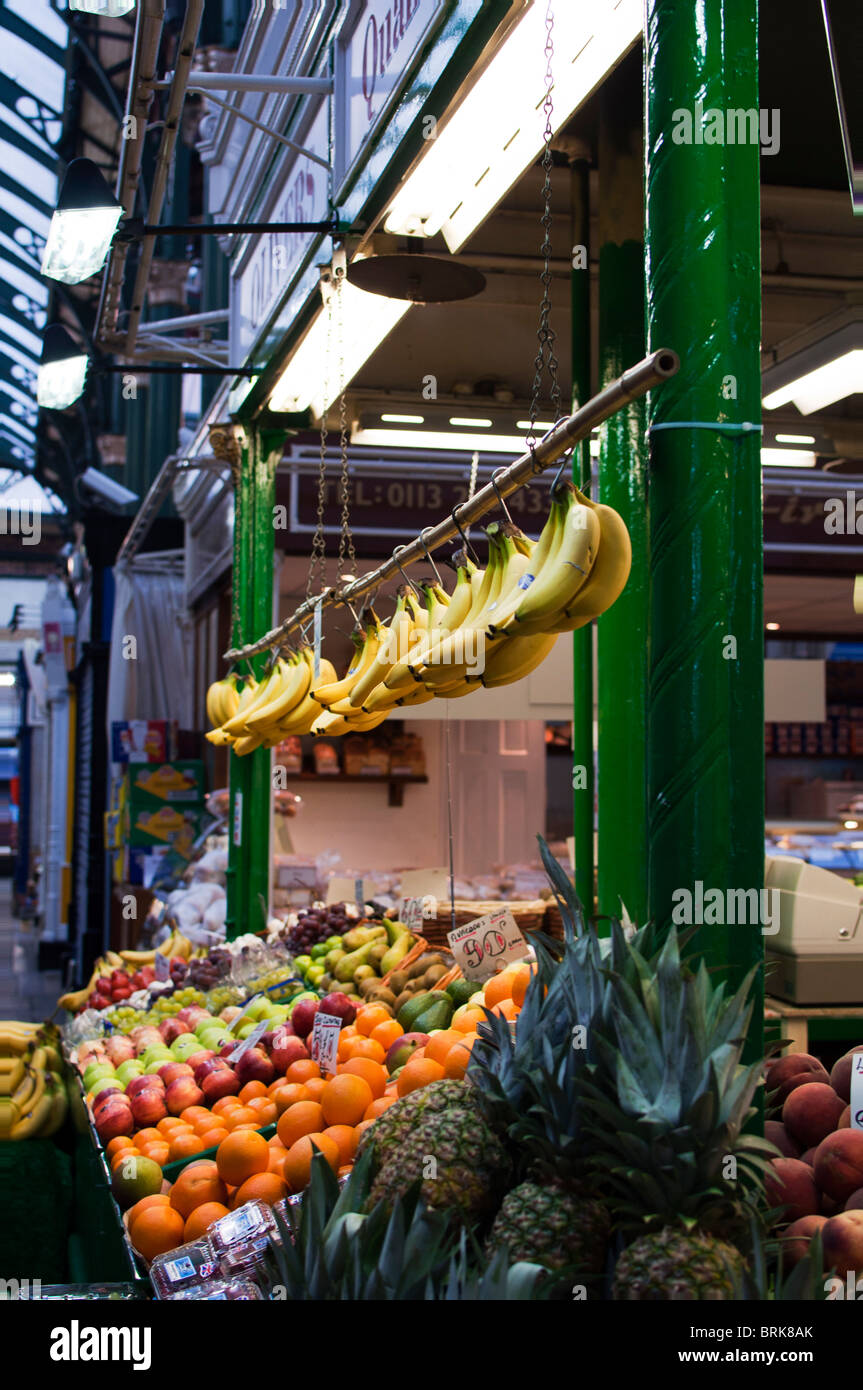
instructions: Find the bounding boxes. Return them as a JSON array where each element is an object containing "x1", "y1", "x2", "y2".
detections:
[
  {"x1": 0, "y1": 1021, "x2": 68, "y2": 1140},
  {"x1": 205, "y1": 483, "x2": 631, "y2": 743}
]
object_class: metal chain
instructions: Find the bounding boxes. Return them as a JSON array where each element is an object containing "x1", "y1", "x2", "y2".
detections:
[
  {"x1": 526, "y1": 0, "x2": 561, "y2": 451},
  {"x1": 307, "y1": 277, "x2": 333, "y2": 601},
  {"x1": 335, "y1": 269, "x2": 356, "y2": 582}
]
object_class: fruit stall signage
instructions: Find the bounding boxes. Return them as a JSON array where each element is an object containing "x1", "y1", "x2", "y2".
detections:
[
  {"x1": 447, "y1": 908, "x2": 527, "y2": 982},
  {"x1": 228, "y1": 1020, "x2": 269, "y2": 1062},
  {"x1": 851, "y1": 1055, "x2": 863, "y2": 1130},
  {"x1": 399, "y1": 896, "x2": 425, "y2": 928},
  {"x1": 311, "y1": 1011, "x2": 342, "y2": 1075}
]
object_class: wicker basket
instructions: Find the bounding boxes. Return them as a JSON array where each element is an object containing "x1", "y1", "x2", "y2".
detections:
[
  {"x1": 543, "y1": 901, "x2": 564, "y2": 939},
  {"x1": 420, "y1": 899, "x2": 548, "y2": 949}
]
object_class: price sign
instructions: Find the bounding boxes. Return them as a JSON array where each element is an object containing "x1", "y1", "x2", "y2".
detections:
[
  {"x1": 310, "y1": 1012, "x2": 342, "y2": 1075},
  {"x1": 399, "y1": 897, "x2": 424, "y2": 929},
  {"x1": 228, "y1": 1020, "x2": 269, "y2": 1062},
  {"x1": 447, "y1": 907, "x2": 528, "y2": 982},
  {"x1": 228, "y1": 995, "x2": 262, "y2": 1034},
  {"x1": 851, "y1": 1054, "x2": 863, "y2": 1131},
  {"x1": 154, "y1": 952, "x2": 170, "y2": 982}
]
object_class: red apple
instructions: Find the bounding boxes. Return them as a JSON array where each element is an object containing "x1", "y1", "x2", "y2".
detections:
[
  {"x1": 125, "y1": 1074, "x2": 165, "y2": 1100},
  {"x1": 234, "y1": 1048, "x2": 274, "y2": 1087},
  {"x1": 165, "y1": 1076, "x2": 204, "y2": 1115},
  {"x1": 200, "y1": 1067, "x2": 241, "y2": 1103},
  {"x1": 158, "y1": 1019, "x2": 190, "y2": 1045},
  {"x1": 191, "y1": 1055, "x2": 223, "y2": 1085},
  {"x1": 176, "y1": 1006, "x2": 211, "y2": 1029},
  {"x1": 95, "y1": 1106, "x2": 135, "y2": 1142},
  {"x1": 104, "y1": 1036, "x2": 135, "y2": 1066},
  {"x1": 130, "y1": 1088, "x2": 168, "y2": 1126},
  {"x1": 385, "y1": 1033, "x2": 429, "y2": 1074},
  {"x1": 156, "y1": 1062, "x2": 194, "y2": 1087},
  {"x1": 90, "y1": 1083, "x2": 125, "y2": 1109},
  {"x1": 318, "y1": 992, "x2": 356, "y2": 1026},
  {"x1": 218, "y1": 1042, "x2": 239, "y2": 1062},
  {"x1": 290, "y1": 999, "x2": 320, "y2": 1039},
  {"x1": 186, "y1": 1050, "x2": 215, "y2": 1075},
  {"x1": 271, "y1": 1033, "x2": 310, "y2": 1074}
]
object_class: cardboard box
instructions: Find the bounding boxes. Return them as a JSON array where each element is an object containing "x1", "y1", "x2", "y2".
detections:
[
  {"x1": 112, "y1": 720, "x2": 178, "y2": 764},
  {"x1": 125, "y1": 804, "x2": 209, "y2": 858},
  {"x1": 124, "y1": 761, "x2": 206, "y2": 805}
]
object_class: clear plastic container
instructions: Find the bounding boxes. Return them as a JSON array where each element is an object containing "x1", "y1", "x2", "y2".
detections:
[
  {"x1": 167, "y1": 1278, "x2": 264, "y2": 1301},
  {"x1": 149, "y1": 1238, "x2": 220, "y2": 1300},
  {"x1": 207, "y1": 1199, "x2": 276, "y2": 1256}
]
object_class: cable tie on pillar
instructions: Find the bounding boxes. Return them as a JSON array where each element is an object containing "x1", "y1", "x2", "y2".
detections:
[{"x1": 648, "y1": 421, "x2": 763, "y2": 434}]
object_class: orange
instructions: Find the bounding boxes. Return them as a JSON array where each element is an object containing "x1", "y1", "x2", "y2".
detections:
[
  {"x1": 182, "y1": 1202, "x2": 230, "y2": 1243},
  {"x1": 267, "y1": 1148, "x2": 287, "y2": 1179},
  {"x1": 285, "y1": 1059, "x2": 321, "y2": 1085},
  {"x1": 363, "y1": 1096, "x2": 397, "y2": 1121},
  {"x1": 491, "y1": 998, "x2": 519, "y2": 1021},
  {"x1": 138, "y1": 1141, "x2": 171, "y2": 1167},
  {"x1": 340, "y1": 1036, "x2": 386, "y2": 1064},
  {"x1": 271, "y1": 1083, "x2": 310, "y2": 1114},
  {"x1": 370, "y1": 1019, "x2": 403, "y2": 1051},
  {"x1": 321, "y1": 1074, "x2": 373, "y2": 1127},
  {"x1": 323, "y1": 1124, "x2": 359, "y2": 1165},
  {"x1": 107, "y1": 1136, "x2": 136, "y2": 1159},
  {"x1": 510, "y1": 963, "x2": 532, "y2": 1008},
  {"x1": 282, "y1": 1133, "x2": 340, "y2": 1191},
  {"x1": 276, "y1": 1100, "x2": 325, "y2": 1149},
  {"x1": 198, "y1": 1127, "x2": 230, "y2": 1151},
  {"x1": 132, "y1": 1127, "x2": 163, "y2": 1148},
  {"x1": 337, "y1": 1164, "x2": 354, "y2": 1180},
  {"x1": 169, "y1": 1161, "x2": 228, "y2": 1218},
  {"x1": 232, "y1": 1172, "x2": 288, "y2": 1208},
  {"x1": 180, "y1": 1106, "x2": 211, "y2": 1128},
  {"x1": 110, "y1": 1147, "x2": 140, "y2": 1172},
  {"x1": 355, "y1": 1119, "x2": 375, "y2": 1138},
  {"x1": 483, "y1": 971, "x2": 515, "y2": 1009},
  {"x1": 302, "y1": 1077, "x2": 327, "y2": 1101},
  {"x1": 453, "y1": 1007, "x2": 486, "y2": 1033},
  {"x1": 443, "y1": 1035, "x2": 477, "y2": 1079},
  {"x1": 129, "y1": 1206, "x2": 184, "y2": 1261},
  {"x1": 211, "y1": 1096, "x2": 241, "y2": 1117},
  {"x1": 168, "y1": 1131, "x2": 207, "y2": 1162},
  {"x1": 337, "y1": 1027, "x2": 359, "y2": 1061},
  {"x1": 238, "y1": 1080, "x2": 268, "y2": 1104},
  {"x1": 215, "y1": 1130, "x2": 270, "y2": 1187},
  {"x1": 246, "y1": 1097, "x2": 277, "y2": 1126},
  {"x1": 156, "y1": 1116, "x2": 185, "y2": 1135},
  {"x1": 224, "y1": 1106, "x2": 259, "y2": 1130},
  {"x1": 424, "y1": 1029, "x2": 464, "y2": 1066},
  {"x1": 340, "y1": 1057, "x2": 387, "y2": 1099},
  {"x1": 126, "y1": 1193, "x2": 170, "y2": 1235},
  {"x1": 397, "y1": 1057, "x2": 445, "y2": 1097},
  {"x1": 355, "y1": 1004, "x2": 392, "y2": 1037}
]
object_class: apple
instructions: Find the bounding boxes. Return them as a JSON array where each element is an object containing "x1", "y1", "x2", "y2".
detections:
[
  {"x1": 177, "y1": 1006, "x2": 212, "y2": 1030},
  {"x1": 125, "y1": 1073, "x2": 165, "y2": 1100},
  {"x1": 219, "y1": 1006, "x2": 243, "y2": 1024},
  {"x1": 200, "y1": 1067, "x2": 241, "y2": 1103},
  {"x1": 92, "y1": 1093, "x2": 132, "y2": 1125},
  {"x1": 185, "y1": 1050, "x2": 215, "y2": 1073},
  {"x1": 83, "y1": 1063, "x2": 116, "y2": 1092},
  {"x1": 318, "y1": 992, "x2": 356, "y2": 1026},
  {"x1": 90, "y1": 1082, "x2": 125, "y2": 1107},
  {"x1": 218, "y1": 1042, "x2": 239, "y2": 1062},
  {"x1": 130, "y1": 1088, "x2": 168, "y2": 1126},
  {"x1": 104, "y1": 1036, "x2": 136, "y2": 1066},
  {"x1": 290, "y1": 998, "x2": 319, "y2": 1040},
  {"x1": 192, "y1": 1056, "x2": 227, "y2": 1086},
  {"x1": 271, "y1": 1033, "x2": 310, "y2": 1074},
  {"x1": 199, "y1": 1029, "x2": 232, "y2": 1051},
  {"x1": 194, "y1": 1017, "x2": 219, "y2": 1038},
  {"x1": 141, "y1": 1047, "x2": 173, "y2": 1069},
  {"x1": 158, "y1": 1018, "x2": 190, "y2": 1045},
  {"x1": 114, "y1": 1062, "x2": 144, "y2": 1088},
  {"x1": 234, "y1": 1048, "x2": 274, "y2": 1087},
  {"x1": 170, "y1": 1035, "x2": 201, "y2": 1060},
  {"x1": 95, "y1": 1105, "x2": 135, "y2": 1142},
  {"x1": 155, "y1": 1061, "x2": 193, "y2": 1086},
  {"x1": 385, "y1": 1033, "x2": 429, "y2": 1074},
  {"x1": 165, "y1": 1076, "x2": 204, "y2": 1115}
]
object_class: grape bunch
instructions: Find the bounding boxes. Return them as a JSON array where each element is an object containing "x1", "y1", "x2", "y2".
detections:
[
  {"x1": 188, "y1": 948, "x2": 232, "y2": 991},
  {"x1": 282, "y1": 906, "x2": 351, "y2": 955}
]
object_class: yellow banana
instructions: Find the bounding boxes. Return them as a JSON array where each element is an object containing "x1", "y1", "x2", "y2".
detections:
[
  {"x1": 245, "y1": 651, "x2": 311, "y2": 732},
  {"x1": 118, "y1": 948, "x2": 155, "y2": 964},
  {"x1": 11, "y1": 1088, "x2": 52, "y2": 1139},
  {"x1": 0, "y1": 1058, "x2": 26, "y2": 1092},
  {"x1": 408, "y1": 547, "x2": 501, "y2": 687},
  {"x1": 421, "y1": 530, "x2": 530, "y2": 688},
  {"x1": 347, "y1": 591, "x2": 411, "y2": 708},
  {"x1": 547, "y1": 496, "x2": 632, "y2": 630},
  {"x1": 313, "y1": 624, "x2": 380, "y2": 707},
  {"x1": 491, "y1": 486, "x2": 600, "y2": 635},
  {"x1": 40, "y1": 1075, "x2": 68, "y2": 1137},
  {"x1": 206, "y1": 728, "x2": 235, "y2": 746},
  {"x1": 232, "y1": 733, "x2": 264, "y2": 757},
  {"x1": 221, "y1": 662, "x2": 285, "y2": 736},
  {"x1": 474, "y1": 631, "x2": 560, "y2": 687}
]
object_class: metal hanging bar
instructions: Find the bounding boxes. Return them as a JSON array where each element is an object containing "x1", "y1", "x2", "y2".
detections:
[{"x1": 222, "y1": 348, "x2": 679, "y2": 663}]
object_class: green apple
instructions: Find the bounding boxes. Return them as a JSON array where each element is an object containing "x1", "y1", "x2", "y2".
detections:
[
  {"x1": 194, "y1": 1018, "x2": 217, "y2": 1038},
  {"x1": 141, "y1": 1046, "x2": 172, "y2": 1067},
  {"x1": 199, "y1": 1029, "x2": 230, "y2": 1050},
  {"x1": 115, "y1": 1060, "x2": 144, "y2": 1084},
  {"x1": 83, "y1": 1062, "x2": 115, "y2": 1090},
  {"x1": 235, "y1": 1021, "x2": 260, "y2": 1040},
  {"x1": 171, "y1": 1036, "x2": 200, "y2": 1059},
  {"x1": 293, "y1": 954, "x2": 312, "y2": 972},
  {"x1": 243, "y1": 997, "x2": 270, "y2": 1023}
]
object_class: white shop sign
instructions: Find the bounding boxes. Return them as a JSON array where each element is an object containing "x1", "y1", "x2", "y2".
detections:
[
  {"x1": 336, "y1": 0, "x2": 447, "y2": 185},
  {"x1": 232, "y1": 101, "x2": 330, "y2": 365}
]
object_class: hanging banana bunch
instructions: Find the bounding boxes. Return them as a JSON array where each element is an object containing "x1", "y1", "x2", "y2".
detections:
[
  {"x1": 204, "y1": 647, "x2": 338, "y2": 751},
  {"x1": 0, "y1": 1022, "x2": 68, "y2": 1140}
]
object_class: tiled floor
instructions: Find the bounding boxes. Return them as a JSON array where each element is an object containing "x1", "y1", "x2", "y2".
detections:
[{"x1": 0, "y1": 880, "x2": 63, "y2": 1023}]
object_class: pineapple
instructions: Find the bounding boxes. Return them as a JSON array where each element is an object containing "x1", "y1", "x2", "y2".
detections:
[
  {"x1": 612, "y1": 1228, "x2": 745, "y2": 1301},
  {"x1": 355, "y1": 1080, "x2": 483, "y2": 1168},
  {"x1": 486, "y1": 1179, "x2": 609, "y2": 1278}
]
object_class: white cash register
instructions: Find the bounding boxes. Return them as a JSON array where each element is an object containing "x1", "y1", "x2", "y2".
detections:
[{"x1": 765, "y1": 855, "x2": 863, "y2": 1005}]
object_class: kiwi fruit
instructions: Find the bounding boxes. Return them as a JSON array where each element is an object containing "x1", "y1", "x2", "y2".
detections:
[
  {"x1": 422, "y1": 964, "x2": 447, "y2": 987},
  {"x1": 407, "y1": 953, "x2": 444, "y2": 980},
  {"x1": 358, "y1": 977, "x2": 380, "y2": 997},
  {"x1": 393, "y1": 990, "x2": 413, "y2": 1014},
  {"x1": 388, "y1": 969, "x2": 409, "y2": 994}
]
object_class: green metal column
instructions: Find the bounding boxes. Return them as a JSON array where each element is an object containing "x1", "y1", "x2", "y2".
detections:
[
  {"x1": 596, "y1": 65, "x2": 649, "y2": 926},
  {"x1": 226, "y1": 427, "x2": 282, "y2": 940},
  {"x1": 569, "y1": 154, "x2": 594, "y2": 914},
  {"x1": 644, "y1": 1, "x2": 764, "y2": 1042}
]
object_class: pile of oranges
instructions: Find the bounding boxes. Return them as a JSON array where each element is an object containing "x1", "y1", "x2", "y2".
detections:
[{"x1": 123, "y1": 963, "x2": 534, "y2": 1263}]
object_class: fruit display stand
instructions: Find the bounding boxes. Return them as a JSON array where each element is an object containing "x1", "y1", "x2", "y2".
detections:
[{"x1": 765, "y1": 997, "x2": 863, "y2": 1055}]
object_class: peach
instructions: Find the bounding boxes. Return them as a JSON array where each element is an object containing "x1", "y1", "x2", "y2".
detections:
[
  {"x1": 800, "y1": 1148, "x2": 817, "y2": 1166},
  {"x1": 844, "y1": 1188, "x2": 863, "y2": 1211},
  {"x1": 779, "y1": 1214, "x2": 827, "y2": 1268},
  {"x1": 765, "y1": 1157, "x2": 820, "y2": 1224},
  {"x1": 828, "y1": 1046, "x2": 863, "y2": 1103},
  {"x1": 813, "y1": 1129, "x2": 863, "y2": 1204},
  {"x1": 839, "y1": 1106, "x2": 851, "y2": 1129},
  {"x1": 821, "y1": 1209, "x2": 863, "y2": 1277},
  {"x1": 765, "y1": 1120, "x2": 800, "y2": 1159},
  {"x1": 782, "y1": 1083, "x2": 846, "y2": 1149},
  {"x1": 767, "y1": 1053, "x2": 829, "y2": 1104}
]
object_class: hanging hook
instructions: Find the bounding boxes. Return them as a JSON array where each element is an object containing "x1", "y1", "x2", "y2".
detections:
[
  {"x1": 450, "y1": 504, "x2": 479, "y2": 565},
  {"x1": 392, "y1": 544, "x2": 420, "y2": 595},
  {"x1": 490, "y1": 469, "x2": 514, "y2": 524},
  {"x1": 419, "y1": 528, "x2": 443, "y2": 586}
]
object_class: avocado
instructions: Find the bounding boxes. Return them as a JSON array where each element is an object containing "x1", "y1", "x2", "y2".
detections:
[
  {"x1": 446, "y1": 979, "x2": 477, "y2": 1008},
  {"x1": 412, "y1": 996, "x2": 455, "y2": 1034},
  {"x1": 397, "y1": 991, "x2": 439, "y2": 1031}
]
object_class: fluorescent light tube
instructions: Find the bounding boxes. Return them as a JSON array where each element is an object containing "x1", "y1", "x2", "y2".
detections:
[
  {"x1": 351, "y1": 428, "x2": 531, "y2": 453},
  {"x1": 69, "y1": 1, "x2": 136, "y2": 14},
  {"x1": 448, "y1": 417, "x2": 492, "y2": 428},
  {"x1": 760, "y1": 448, "x2": 817, "y2": 468},
  {"x1": 380, "y1": 413, "x2": 424, "y2": 424},
  {"x1": 774, "y1": 433, "x2": 815, "y2": 444}
]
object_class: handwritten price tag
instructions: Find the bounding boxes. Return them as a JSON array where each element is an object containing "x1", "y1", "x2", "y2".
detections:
[
  {"x1": 851, "y1": 1055, "x2": 863, "y2": 1131},
  {"x1": 310, "y1": 1012, "x2": 342, "y2": 1075},
  {"x1": 399, "y1": 897, "x2": 424, "y2": 929},
  {"x1": 447, "y1": 907, "x2": 528, "y2": 982}
]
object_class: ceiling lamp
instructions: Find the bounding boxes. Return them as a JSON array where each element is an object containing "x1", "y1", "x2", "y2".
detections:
[
  {"x1": 37, "y1": 326, "x2": 89, "y2": 410},
  {"x1": 762, "y1": 318, "x2": 863, "y2": 415},
  {"x1": 69, "y1": 1, "x2": 136, "y2": 16},
  {"x1": 41, "y1": 158, "x2": 124, "y2": 285}
]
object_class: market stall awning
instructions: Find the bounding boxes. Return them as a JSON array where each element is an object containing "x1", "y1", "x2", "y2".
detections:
[{"x1": 0, "y1": 0, "x2": 67, "y2": 507}]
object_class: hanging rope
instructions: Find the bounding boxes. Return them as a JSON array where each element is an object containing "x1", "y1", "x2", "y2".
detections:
[{"x1": 526, "y1": 0, "x2": 562, "y2": 452}]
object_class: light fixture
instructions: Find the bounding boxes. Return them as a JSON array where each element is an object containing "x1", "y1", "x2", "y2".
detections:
[
  {"x1": 761, "y1": 448, "x2": 817, "y2": 469},
  {"x1": 383, "y1": 0, "x2": 640, "y2": 251},
  {"x1": 516, "y1": 420, "x2": 555, "y2": 430},
  {"x1": 764, "y1": 350, "x2": 863, "y2": 414},
  {"x1": 775, "y1": 433, "x2": 816, "y2": 445},
  {"x1": 380, "y1": 413, "x2": 424, "y2": 424},
  {"x1": 762, "y1": 318, "x2": 863, "y2": 414},
  {"x1": 268, "y1": 281, "x2": 410, "y2": 417},
  {"x1": 844, "y1": 820, "x2": 859, "y2": 831},
  {"x1": 448, "y1": 417, "x2": 492, "y2": 428},
  {"x1": 69, "y1": 0, "x2": 136, "y2": 13},
  {"x1": 350, "y1": 428, "x2": 533, "y2": 453},
  {"x1": 41, "y1": 158, "x2": 124, "y2": 286},
  {"x1": 37, "y1": 325, "x2": 89, "y2": 410},
  {"x1": 0, "y1": 673, "x2": 15, "y2": 688},
  {"x1": 766, "y1": 622, "x2": 781, "y2": 631}
]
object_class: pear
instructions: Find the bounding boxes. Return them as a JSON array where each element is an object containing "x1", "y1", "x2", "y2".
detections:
[
  {"x1": 385, "y1": 918, "x2": 410, "y2": 946},
  {"x1": 335, "y1": 941, "x2": 376, "y2": 983},
  {"x1": 380, "y1": 931, "x2": 414, "y2": 975}
]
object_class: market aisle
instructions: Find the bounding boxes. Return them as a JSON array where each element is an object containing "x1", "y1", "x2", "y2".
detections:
[{"x1": 0, "y1": 880, "x2": 63, "y2": 1023}]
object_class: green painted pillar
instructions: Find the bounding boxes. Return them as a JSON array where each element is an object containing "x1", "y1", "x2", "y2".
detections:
[
  {"x1": 644, "y1": 0, "x2": 764, "y2": 1048},
  {"x1": 569, "y1": 154, "x2": 594, "y2": 914},
  {"x1": 596, "y1": 66, "x2": 649, "y2": 926},
  {"x1": 226, "y1": 427, "x2": 281, "y2": 940}
]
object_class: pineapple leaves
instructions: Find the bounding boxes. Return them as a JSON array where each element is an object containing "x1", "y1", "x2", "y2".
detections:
[{"x1": 537, "y1": 832, "x2": 585, "y2": 938}]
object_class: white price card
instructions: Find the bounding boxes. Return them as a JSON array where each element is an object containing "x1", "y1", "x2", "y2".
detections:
[
  {"x1": 228, "y1": 994, "x2": 262, "y2": 1033},
  {"x1": 399, "y1": 896, "x2": 425, "y2": 929},
  {"x1": 228, "y1": 1020, "x2": 269, "y2": 1062},
  {"x1": 154, "y1": 951, "x2": 170, "y2": 982},
  {"x1": 851, "y1": 1054, "x2": 863, "y2": 1130},
  {"x1": 447, "y1": 907, "x2": 528, "y2": 982},
  {"x1": 310, "y1": 1012, "x2": 342, "y2": 1075}
]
